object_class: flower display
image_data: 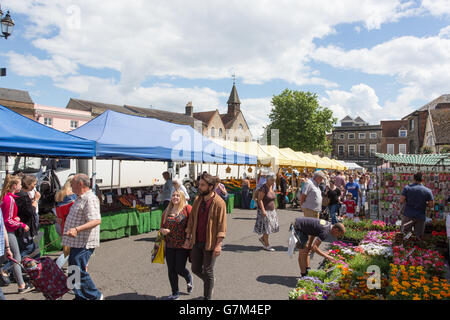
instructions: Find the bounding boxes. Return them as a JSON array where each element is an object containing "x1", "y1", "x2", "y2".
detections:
[
  {"x1": 360, "y1": 231, "x2": 396, "y2": 246},
  {"x1": 392, "y1": 245, "x2": 446, "y2": 277},
  {"x1": 359, "y1": 243, "x2": 393, "y2": 258},
  {"x1": 290, "y1": 217, "x2": 449, "y2": 301},
  {"x1": 387, "y1": 265, "x2": 450, "y2": 300},
  {"x1": 289, "y1": 276, "x2": 338, "y2": 300}
]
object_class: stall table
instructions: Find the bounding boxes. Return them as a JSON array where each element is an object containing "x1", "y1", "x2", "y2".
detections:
[{"x1": 39, "y1": 224, "x2": 62, "y2": 256}]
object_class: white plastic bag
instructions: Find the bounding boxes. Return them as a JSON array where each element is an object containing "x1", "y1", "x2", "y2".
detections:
[{"x1": 288, "y1": 228, "x2": 298, "y2": 258}]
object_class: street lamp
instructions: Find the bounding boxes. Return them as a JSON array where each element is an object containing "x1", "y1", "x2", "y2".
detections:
[{"x1": 0, "y1": 6, "x2": 14, "y2": 39}]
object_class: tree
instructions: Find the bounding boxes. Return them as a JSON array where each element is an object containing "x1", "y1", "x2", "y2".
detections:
[
  {"x1": 420, "y1": 146, "x2": 433, "y2": 154},
  {"x1": 262, "y1": 89, "x2": 336, "y2": 153}
]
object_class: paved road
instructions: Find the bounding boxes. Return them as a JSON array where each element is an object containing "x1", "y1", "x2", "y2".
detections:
[{"x1": 3, "y1": 207, "x2": 330, "y2": 300}]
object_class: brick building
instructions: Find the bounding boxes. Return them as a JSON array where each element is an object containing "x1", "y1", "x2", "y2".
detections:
[
  {"x1": 380, "y1": 120, "x2": 409, "y2": 154},
  {"x1": 402, "y1": 94, "x2": 450, "y2": 153},
  {"x1": 331, "y1": 116, "x2": 382, "y2": 171}
]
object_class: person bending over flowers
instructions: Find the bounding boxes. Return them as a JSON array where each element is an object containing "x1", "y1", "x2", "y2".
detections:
[{"x1": 291, "y1": 217, "x2": 345, "y2": 278}]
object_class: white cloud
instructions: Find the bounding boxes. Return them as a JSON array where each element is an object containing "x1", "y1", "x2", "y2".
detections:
[
  {"x1": 314, "y1": 26, "x2": 450, "y2": 119},
  {"x1": 3, "y1": 0, "x2": 424, "y2": 89},
  {"x1": 240, "y1": 97, "x2": 273, "y2": 138},
  {"x1": 54, "y1": 74, "x2": 227, "y2": 113},
  {"x1": 319, "y1": 84, "x2": 384, "y2": 124},
  {"x1": 421, "y1": 0, "x2": 450, "y2": 16}
]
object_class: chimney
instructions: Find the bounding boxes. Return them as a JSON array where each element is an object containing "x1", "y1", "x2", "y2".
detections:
[{"x1": 185, "y1": 101, "x2": 193, "y2": 117}]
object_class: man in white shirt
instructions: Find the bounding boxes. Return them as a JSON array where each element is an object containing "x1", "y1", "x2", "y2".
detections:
[{"x1": 300, "y1": 171, "x2": 325, "y2": 219}]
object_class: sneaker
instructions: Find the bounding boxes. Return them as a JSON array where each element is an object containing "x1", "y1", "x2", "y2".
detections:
[
  {"x1": 167, "y1": 293, "x2": 179, "y2": 300},
  {"x1": 18, "y1": 283, "x2": 34, "y2": 294},
  {"x1": 98, "y1": 294, "x2": 104, "y2": 300},
  {"x1": 263, "y1": 246, "x2": 275, "y2": 252},
  {"x1": 187, "y1": 279, "x2": 193, "y2": 294}
]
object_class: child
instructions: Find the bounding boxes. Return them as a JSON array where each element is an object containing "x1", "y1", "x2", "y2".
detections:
[{"x1": 343, "y1": 193, "x2": 357, "y2": 220}]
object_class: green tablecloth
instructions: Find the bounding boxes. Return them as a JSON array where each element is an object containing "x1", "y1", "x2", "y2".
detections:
[
  {"x1": 151, "y1": 209, "x2": 163, "y2": 230},
  {"x1": 233, "y1": 192, "x2": 242, "y2": 208},
  {"x1": 39, "y1": 224, "x2": 62, "y2": 256},
  {"x1": 100, "y1": 209, "x2": 139, "y2": 241},
  {"x1": 226, "y1": 194, "x2": 234, "y2": 214},
  {"x1": 137, "y1": 211, "x2": 152, "y2": 234}
]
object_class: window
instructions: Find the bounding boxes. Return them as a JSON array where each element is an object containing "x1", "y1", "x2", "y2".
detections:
[
  {"x1": 210, "y1": 127, "x2": 215, "y2": 137},
  {"x1": 70, "y1": 120, "x2": 78, "y2": 129},
  {"x1": 238, "y1": 124, "x2": 244, "y2": 130},
  {"x1": 409, "y1": 119, "x2": 415, "y2": 131},
  {"x1": 44, "y1": 118, "x2": 53, "y2": 126},
  {"x1": 339, "y1": 134, "x2": 345, "y2": 139},
  {"x1": 219, "y1": 128, "x2": 223, "y2": 137},
  {"x1": 398, "y1": 129, "x2": 407, "y2": 137},
  {"x1": 370, "y1": 132, "x2": 377, "y2": 139},
  {"x1": 370, "y1": 144, "x2": 377, "y2": 157},
  {"x1": 358, "y1": 133, "x2": 366, "y2": 139},
  {"x1": 338, "y1": 145, "x2": 344, "y2": 157},
  {"x1": 348, "y1": 133, "x2": 355, "y2": 139},
  {"x1": 387, "y1": 144, "x2": 394, "y2": 154},
  {"x1": 348, "y1": 145, "x2": 355, "y2": 157},
  {"x1": 234, "y1": 137, "x2": 238, "y2": 142},
  {"x1": 359, "y1": 145, "x2": 366, "y2": 157},
  {"x1": 399, "y1": 144, "x2": 406, "y2": 154}
]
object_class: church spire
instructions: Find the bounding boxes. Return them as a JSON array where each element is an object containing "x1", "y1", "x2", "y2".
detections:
[{"x1": 227, "y1": 82, "x2": 241, "y2": 115}]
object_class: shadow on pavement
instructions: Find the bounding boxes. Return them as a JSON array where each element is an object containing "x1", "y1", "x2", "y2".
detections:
[
  {"x1": 105, "y1": 293, "x2": 158, "y2": 300},
  {"x1": 256, "y1": 275, "x2": 298, "y2": 288},
  {"x1": 134, "y1": 237, "x2": 157, "y2": 242},
  {"x1": 232, "y1": 217, "x2": 255, "y2": 220},
  {"x1": 222, "y1": 244, "x2": 287, "y2": 252}
]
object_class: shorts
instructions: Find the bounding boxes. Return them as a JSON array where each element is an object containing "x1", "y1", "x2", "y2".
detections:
[
  {"x1": 302, "y1": 208, "x2": 319, "y2": 219},
  {"x1": 293, "y1": 227, "x2": 309, "y2": 249}
]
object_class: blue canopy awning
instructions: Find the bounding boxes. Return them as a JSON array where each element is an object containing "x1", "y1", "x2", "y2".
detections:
[
  {"x1": 0, "y1": 105, "x2": 96, "y2": 158},
  {"x1": 69, "y1": 110, "x2": 256, "y2": 164}
]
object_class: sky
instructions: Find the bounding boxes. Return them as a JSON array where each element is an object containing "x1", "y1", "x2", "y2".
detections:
[{"x1": 1, "y1": 0, "x2": 449, "y2": 139}]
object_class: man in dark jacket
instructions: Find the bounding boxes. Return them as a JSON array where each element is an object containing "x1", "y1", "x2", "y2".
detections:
[{"x1": 278, "y1": 172, "x2": 288, "y2": 209}]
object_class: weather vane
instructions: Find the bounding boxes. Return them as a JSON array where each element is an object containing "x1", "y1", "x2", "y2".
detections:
[{"x1": 232, "y1": 73, "x2": 236, "y2": 85}]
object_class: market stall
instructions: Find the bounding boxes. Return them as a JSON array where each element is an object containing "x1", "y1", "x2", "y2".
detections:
[
  {"x1": 289, "y1": 218, "x2": 450, "y2": 300},
  {"x1": 0, "y1": 105, "x2": 97, "y2": 255}
]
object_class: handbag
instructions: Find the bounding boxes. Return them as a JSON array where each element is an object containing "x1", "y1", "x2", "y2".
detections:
[
  {"x1": 151, "y1": 231, "x2": 165, "y2": 264},
  {"x1": 322, "y1": 195, "x2": 330, "y2": 207}
]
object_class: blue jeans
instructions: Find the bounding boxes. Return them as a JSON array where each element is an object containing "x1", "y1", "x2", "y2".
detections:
[
  {"x1": 329, "y1": 204, "x2": 339, "y2": 225},
  {"x1": 68, "y1": 247, "x2": 101, "y2": 300},
  {"x1": 0, "y1": 286, "x2": 5, "y2": 300}
]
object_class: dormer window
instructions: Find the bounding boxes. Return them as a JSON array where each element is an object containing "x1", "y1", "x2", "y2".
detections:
[{"x1": 399, "y1": 129, "x2": 407, "y2": 137}]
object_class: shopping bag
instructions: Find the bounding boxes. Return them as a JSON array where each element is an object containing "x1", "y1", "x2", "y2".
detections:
[
  {"x1": 250, "y1": 199, "x2": 256, "y2": 209},
  {"x1": 287, "y1": 225, "x2": 298, "y2": 258},
  {"x1": 151, "y1": 232, "x2": 165, "y2": 264}
]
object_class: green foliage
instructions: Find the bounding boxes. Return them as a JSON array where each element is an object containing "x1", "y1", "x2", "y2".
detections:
[
  {"x1": 439, "y1": 145, "x2": 450, "y2": 153},
  {"x1": 347, "y1": 254, "x2": 391, "y2": 279},
  {"x1": 341, "y1": 229, "x2": 368, "y2": 243},
  {"x1": 420, "y1": 146, "x2": 433, "y2": 154},
  {"x1": 263, "y1": 89, "x2": 337, "y2": 153}
]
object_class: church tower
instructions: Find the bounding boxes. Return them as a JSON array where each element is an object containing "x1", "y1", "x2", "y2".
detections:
[{"x1": 227, "y1": 83, "x2": 241, "y2": 115}]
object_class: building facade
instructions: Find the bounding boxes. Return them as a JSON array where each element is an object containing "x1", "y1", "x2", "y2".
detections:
[
  {"x1": 402, "y1": 94, "x2": 450, "y2": 154},
  {"x1": 331, "y1": 116, "x2": 382, "y2": 171},
  {"x1": 422, "y1": 105, "x2": 450, "y2": 153},
  {"x1": 34, "y1": 104, "x2": 92, "y2": 132},
  {"x1": 380, "y1": 120, "x2": 409, "y2": 154},
  {"x1": 0, "y1": 87, "x2": 35, "y2": 119}
]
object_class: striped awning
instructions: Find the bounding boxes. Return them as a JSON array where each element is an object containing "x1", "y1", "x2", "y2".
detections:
[{"x1": 375, "y1": 153, "x2": 450, "y2": 166}]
